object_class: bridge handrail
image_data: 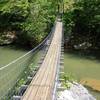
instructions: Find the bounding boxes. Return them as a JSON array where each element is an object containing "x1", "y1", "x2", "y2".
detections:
[{"x1": 0, "y1": 22, "x2": 56, "y2": 71}]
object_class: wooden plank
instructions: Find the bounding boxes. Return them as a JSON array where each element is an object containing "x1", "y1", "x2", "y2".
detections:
[{"x1": 34, "y1": 44, "x2": 58, "y2": 100}]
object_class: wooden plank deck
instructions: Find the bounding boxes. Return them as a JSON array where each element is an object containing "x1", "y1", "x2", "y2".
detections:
[{"x1": 21, "y1": 21, "x2": 63, "y2": 100}]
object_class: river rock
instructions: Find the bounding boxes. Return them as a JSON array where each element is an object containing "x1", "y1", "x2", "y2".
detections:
[
  {"x1": 0, "y1": 31, "x2": 16, "y2": 45},
  {"x1": 57, "y1": 82, "x2": 96, "y2": 100}
]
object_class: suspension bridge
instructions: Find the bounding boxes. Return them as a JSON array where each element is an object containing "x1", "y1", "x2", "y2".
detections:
[
  {"x1": 0, "y1": 19, "x2": 64, "y2": 100},
  {"x1": 21, "y1": 20, "x2": 63, "y2": 100}
]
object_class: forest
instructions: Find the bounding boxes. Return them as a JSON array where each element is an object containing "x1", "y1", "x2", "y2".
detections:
[
  {"x1": 0, "y1": 0, "x2": 57, "y2": 48},
  {"x1": 64, "y1": 0, "x2": 100, "y2": 56},
  {"x1": 0, "y1": 0, "x2": 99, "y2": 52}
]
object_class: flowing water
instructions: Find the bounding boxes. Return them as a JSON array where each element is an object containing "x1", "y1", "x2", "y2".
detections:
[
  {"x1": 0, "y1": 46, "x2": 28, "y2": 68},
  {"x1": 64, "y1": 52, "x2": 100, "y2": 100}
]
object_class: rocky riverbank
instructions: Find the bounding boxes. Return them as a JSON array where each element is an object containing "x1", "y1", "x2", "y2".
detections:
[
  {"x1": 57, "y1": 82, "x2": 96, "y2": 100},
  {"x1": 0, "y1": 31, "x2": 16, "y2": 45}
]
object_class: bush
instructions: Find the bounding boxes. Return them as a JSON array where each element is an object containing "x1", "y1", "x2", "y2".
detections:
[
  {"x1": 64, "y1": 0, "x2": 100, "y2": 50},
  {"x1": 0, "y1": 0, "x2": 56, "y2": 47}
]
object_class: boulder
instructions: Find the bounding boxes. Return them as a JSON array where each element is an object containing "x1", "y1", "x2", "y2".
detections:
[{"x1": 57, "y1": 82, "x2": 96, "y2": 100}]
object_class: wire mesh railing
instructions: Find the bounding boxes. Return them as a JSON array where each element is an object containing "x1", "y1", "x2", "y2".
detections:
[
  {"x1": 0, "y1": 52, "x2": 33, "y2": 99},
  {"x1": 0, "y1": 22, "x2": 56, "y2": 99}
]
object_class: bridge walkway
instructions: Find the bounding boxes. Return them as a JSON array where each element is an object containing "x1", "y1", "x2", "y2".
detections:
[{"x1": 21, "y1": 20, "x2": 63, "y2": 100}]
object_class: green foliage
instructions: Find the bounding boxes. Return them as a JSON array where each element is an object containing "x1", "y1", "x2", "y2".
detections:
[
  {"x1": 60, "y1": 73, "x2": 76, "y2": 88},
  {"x1": 0, "y1": 0, "x2": 29, "y2": 28},
  {"x1": 64, "y1": 0, "x2": 100, "y2": 50},
  {"x1": 0, "y1": 0, "x2": 56, "y2": 47},
  {"x1": 63, "y1": 10, "x2": 74, "y2": 36}
]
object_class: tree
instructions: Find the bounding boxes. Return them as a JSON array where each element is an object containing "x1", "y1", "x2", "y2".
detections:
[
  {"x1": 64, "y1": 0, "x2": 100, "y2": 50},
  {"x1": 0, "y1": 0, "x2": 56, "y2": 47}
]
